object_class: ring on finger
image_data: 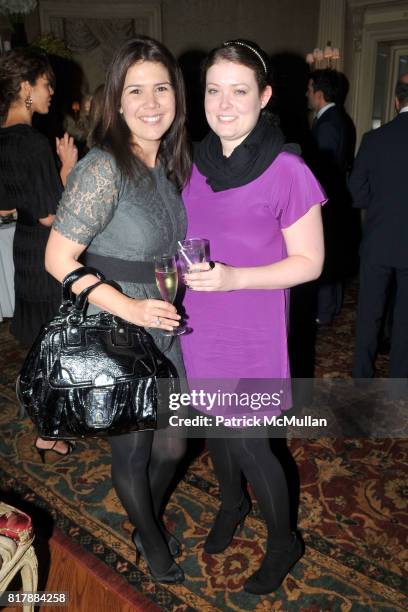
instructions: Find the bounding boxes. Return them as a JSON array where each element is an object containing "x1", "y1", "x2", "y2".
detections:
[{"x1": 155, "y1": 316, "x2": 161, "y2": 326}]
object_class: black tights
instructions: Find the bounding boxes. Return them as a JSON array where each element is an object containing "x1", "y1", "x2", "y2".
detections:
[
  {"x1": 109, "y1": 429, "x2": 185, "y2": 573},
  {"x1": 207, "y1": 437, "x2": 292, "y2": 548}
]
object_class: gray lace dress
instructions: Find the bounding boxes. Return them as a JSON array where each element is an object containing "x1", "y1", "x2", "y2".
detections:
[{"x1": 53, "y1": 147, "x2": 187, "y2": 378}]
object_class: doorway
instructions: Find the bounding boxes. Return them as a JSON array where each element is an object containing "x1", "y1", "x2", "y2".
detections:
[
  {"x1": 349, "y1": 2, "x2": 408, "y2": 143},
  {"x1": 372, "y1": 40, "x2": 408, "y2": 129}
]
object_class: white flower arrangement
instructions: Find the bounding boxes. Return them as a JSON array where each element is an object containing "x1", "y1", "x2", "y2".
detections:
[{"x1": 0, "y1": 0, "x2": 37, "y2": 15}]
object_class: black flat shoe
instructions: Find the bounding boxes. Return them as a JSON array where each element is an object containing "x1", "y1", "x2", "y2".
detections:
[
  {"x1": 132, "y1": 531, "x2": 184, "y2": 584},
  {"x1": 204, "y1": 495, "x2": 251, "y2": 554},
  {"x1": 244, "y1": 532, "x2": 304, "y2": 595},
  {"x1": 35, "y1": 439, "x2": 75, "y2": 464}
]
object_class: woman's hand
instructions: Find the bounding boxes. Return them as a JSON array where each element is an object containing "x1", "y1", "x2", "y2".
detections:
[
  {"x1": 184, "y1": 262, "x2": 238, "y2": 292},
  {"x1": 56, "y1": 133, "x2": 78, "y2": 186},
  {"x1": 46, "y1": 230, "x2": 181, "y2": 329},
  {"x1": 126, "y1": 298, "x2": 181, "y2": 331}
]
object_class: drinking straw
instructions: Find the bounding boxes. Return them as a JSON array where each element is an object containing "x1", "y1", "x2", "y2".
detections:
[{"x1": 177, "y1": 240, "x2": 193, "y2": 265}]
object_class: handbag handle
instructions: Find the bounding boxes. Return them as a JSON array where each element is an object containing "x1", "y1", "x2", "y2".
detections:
[
  {"x1": 62, "y1": 266, "x2": 106, "y2": 304},
  {"x1": 74, "y1": 279, "x2": 123, "y2": 314}
]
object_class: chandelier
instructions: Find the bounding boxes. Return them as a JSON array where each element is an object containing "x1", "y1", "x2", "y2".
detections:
[{"x1": 306, "y1": 41, "x2": 340, "y2": 69}]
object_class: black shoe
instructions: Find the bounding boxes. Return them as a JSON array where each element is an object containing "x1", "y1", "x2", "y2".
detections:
[
  {"x1": 139, "y1": 523, "x2": 181, "y2": 558},
  {"x1": 162, "y1": 528, "x2": 182, "y2": 558},
  {"x1": 132, "y1": 530, "x2": 184, "y2": 584},
  {"x1": 204, "y1": 496, "x2": 251, "y2": 554},
  {"x1": 35, "y1": 439, "x2": 75, "y2": 464},
  {"x1": 244, "y1": 532, "x2": 303, "y2": 594},
  {"x1": 315, "y1": 317, "x2": 333, "y2": 326}
]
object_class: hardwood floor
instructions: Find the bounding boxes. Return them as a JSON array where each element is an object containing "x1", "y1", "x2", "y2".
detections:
[{"x1": 1, "y1": 529, "x2": 159, "y2": 612}]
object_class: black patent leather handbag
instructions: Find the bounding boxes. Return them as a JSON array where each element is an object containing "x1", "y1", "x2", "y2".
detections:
[{"x1": 17, "y1": 266, "x2": 177, "y2": 439}]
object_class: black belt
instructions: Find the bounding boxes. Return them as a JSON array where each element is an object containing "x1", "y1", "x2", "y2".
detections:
[{"x1": 82, "y1": 252, "x2": 155, "y2": 283}]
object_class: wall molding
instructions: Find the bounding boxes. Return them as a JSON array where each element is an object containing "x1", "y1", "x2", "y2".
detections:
[
  {"x1": 318, "y1": 0, "x2": 346, "y2": 70},
  {"x1": 349, "y1": 1, "x2": 408, "y2": 142},
  {"x1": 39, "y1": 1, "x2": 162, "y2": 40}
]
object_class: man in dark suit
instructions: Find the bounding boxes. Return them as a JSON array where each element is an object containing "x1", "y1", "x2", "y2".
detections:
[
  {"x1": 350, "y1": 73, "x2": 408, "y2": 378},
  {"x1": 306, "y1": 69, "x2": 357, "y2": 324}
]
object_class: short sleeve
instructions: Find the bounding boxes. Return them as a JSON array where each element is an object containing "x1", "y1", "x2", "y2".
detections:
[
  {"x1": 53, "y1": 148, "x2": 120, "y2": 246},
  {"x1": 273, "y1": 154, "x2": 327, "y2": 229}
]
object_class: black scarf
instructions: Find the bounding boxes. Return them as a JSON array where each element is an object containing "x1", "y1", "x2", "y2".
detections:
[{"x1": 194, "y1": 116, "x2": 300, "y2": 192}]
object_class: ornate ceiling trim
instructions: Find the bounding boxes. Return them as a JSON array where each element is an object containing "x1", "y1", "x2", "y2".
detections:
[{"x1": 39, "y1": 1, "x2": 162, "y2": 41}]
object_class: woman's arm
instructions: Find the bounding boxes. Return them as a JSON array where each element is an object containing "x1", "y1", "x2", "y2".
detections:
[
  {"x1": 45, "y1": 229, "x2": 180, "y2": 330},
  {"x1": 39, "y1": 214, "x2": 55, "y2": 227},
  {"x1": 184, "y1": 204, "x2": 324, "y2": 291}
]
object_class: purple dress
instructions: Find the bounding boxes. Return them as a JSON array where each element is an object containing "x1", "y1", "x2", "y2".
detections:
[{"x1": 181, "y1": 152, "x2": 326, "y2": 391}]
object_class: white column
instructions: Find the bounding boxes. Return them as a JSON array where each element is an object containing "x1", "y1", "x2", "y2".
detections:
[{"x1": 317, "y1": 0, "x2": 346, "y2": 71}]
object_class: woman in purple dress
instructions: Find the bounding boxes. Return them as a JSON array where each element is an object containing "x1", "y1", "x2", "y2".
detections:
[{"x1": 181, "y1": 40, "x2": 326, "y2": 594}]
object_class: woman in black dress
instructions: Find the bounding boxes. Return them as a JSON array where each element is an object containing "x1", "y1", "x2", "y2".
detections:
[{"x1": 0, "y1": 48, "x2": 77, "y2": 457}]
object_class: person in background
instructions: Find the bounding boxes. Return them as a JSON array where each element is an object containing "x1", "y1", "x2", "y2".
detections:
[
  {"x1": 86, "y1": 84, "x2": 105, "y2": 149},
  {"x1": 63, "y1": 93, "x2": 92, "y2": 158},
  {"x1": 181, "y1": 39, "x2": 325, "y2": 594},
  {"x1": 306, "y1": 69, "x2": 356, "y2": 325},
  {"x1": 350, "y1": 73, "x2": 408, "y2": 380},
  {"x1": 0, "y1": 48, "x2": 77, "y2": 459},
  {"x1": 45, "y1": 36, "x2": 191, "y2": 584}
]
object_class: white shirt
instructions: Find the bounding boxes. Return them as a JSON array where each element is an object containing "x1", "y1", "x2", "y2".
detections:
[
  {"x1": 316, "y1": 102, "x2": 336, "y2": 120},
  {"x1": 400, "y1": 106, "x2": 408, "y2": 114}
]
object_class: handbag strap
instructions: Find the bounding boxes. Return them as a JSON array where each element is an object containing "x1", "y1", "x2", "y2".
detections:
[
  {"x1": 62, "y1": 266, "x2": 106, "y2": 304},
  {"x1": 74, "y1": 279, "x2": 123, "y2": 314}
]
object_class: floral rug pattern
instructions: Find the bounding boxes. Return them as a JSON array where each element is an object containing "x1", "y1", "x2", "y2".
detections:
[{"x1": 0, "y1": 280, "x2": 407, "y2": 611}]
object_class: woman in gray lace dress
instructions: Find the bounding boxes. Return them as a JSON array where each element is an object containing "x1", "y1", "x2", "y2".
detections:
[{"x1": 45, "y1": 37, "x2": 191, "y2": 584}]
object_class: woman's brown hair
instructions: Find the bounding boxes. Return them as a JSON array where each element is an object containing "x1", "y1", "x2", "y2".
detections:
[
  {"x1": 0, "y1": 48, "x2": 54, "y2": 122},
  {"x1": 97, "y1": 36, "x2": 191, "y2": 189}
]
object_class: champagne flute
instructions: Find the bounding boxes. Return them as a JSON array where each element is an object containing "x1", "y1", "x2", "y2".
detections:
[{"x1": 154, "y1": 254, "x2": 185, "y2": 336}]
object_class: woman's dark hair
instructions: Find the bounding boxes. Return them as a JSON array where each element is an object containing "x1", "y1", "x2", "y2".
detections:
[
  {"x1": 201, "y1": 39, "x2": 276, "y2": 123},
  {"x1": 97, "y1": 36, "x2": 191, "y2": 189},
  {"x1": 0, "y1": 48, "x2": 54, "y2": 122}
]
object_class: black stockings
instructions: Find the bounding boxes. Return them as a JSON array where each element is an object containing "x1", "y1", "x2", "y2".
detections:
[
  {"x1": 109, "y1": 429, "x2": 185, "y2": 573},
  {"x1": 207, "y1": 437, "x2": 292, "y2": 548}
]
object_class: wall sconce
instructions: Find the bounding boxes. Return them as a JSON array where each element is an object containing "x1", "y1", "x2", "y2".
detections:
[{"x1": 306, "y1": 41, "x2": 340, "y2": 68}]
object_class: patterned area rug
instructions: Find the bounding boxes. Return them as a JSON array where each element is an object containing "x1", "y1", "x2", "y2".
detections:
[{"x1": 0, "y1": 280, "x2": 407, "y2": 611}]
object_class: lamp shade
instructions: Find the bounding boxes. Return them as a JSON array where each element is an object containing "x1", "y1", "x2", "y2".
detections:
[{"x1": 323, "y1": 44, "x2": 333, "y2": 59}]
